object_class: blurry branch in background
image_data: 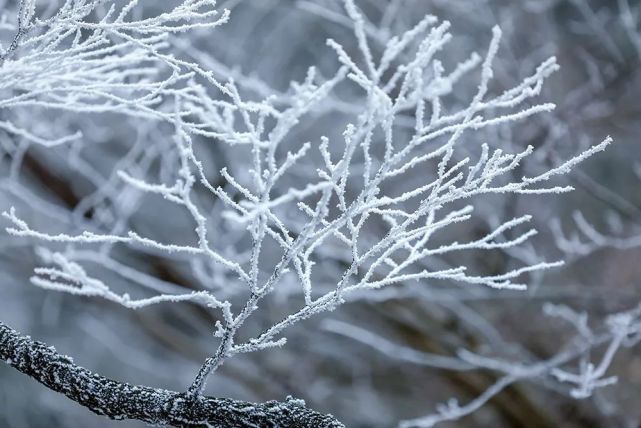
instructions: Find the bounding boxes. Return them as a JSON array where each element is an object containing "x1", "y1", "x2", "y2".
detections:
[
  {"x1": 326, "y1": 301, "x2": 641, "y2": 427},
  {"x1": 457, "y1": 303, "x2": 641, "y2": 422}
]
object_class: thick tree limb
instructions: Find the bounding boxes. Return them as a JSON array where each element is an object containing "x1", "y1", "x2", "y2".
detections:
[{"x1": 0, "y1": 321, "x2": 345, "y2": 427}]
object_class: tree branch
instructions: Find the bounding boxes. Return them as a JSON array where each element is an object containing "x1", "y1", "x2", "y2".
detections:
[{"x1": 0, "y1": 321, "x2": 345, "y2": 428}]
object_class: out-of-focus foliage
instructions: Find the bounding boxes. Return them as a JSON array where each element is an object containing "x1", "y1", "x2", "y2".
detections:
[{"x1": 1, "y1": 1, "x2": 640, "y2": 427}]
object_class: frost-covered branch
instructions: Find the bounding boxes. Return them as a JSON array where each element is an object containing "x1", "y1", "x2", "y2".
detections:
[
  {"x1": 0, "y1": 0, "x2": 623, "y2": 426},
  {"x1": 0, "y1": 321, "x2": 344, "y2": 427}
]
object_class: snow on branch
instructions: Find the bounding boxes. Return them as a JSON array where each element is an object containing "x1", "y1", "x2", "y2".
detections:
[
  {"x1": 0, "y1": 321, "x2": 344, "y2": 427},
  {"x1": 0, "y1": 0, "x2": 616, "y2": 425}
]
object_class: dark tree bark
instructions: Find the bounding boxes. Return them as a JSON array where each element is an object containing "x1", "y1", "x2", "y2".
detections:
[{"x1": 0, "y1": 321, "x2": 345, "y2": 427}]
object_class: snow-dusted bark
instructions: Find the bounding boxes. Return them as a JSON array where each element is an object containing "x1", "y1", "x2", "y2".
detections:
[{"x1": 0, "y1": 321, "x2": 344, "y2": 427}]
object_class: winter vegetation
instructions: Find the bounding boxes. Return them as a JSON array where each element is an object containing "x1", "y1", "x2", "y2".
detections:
[{"x1": 1, "y1": 0, "x2": 641, "y2": 427}]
